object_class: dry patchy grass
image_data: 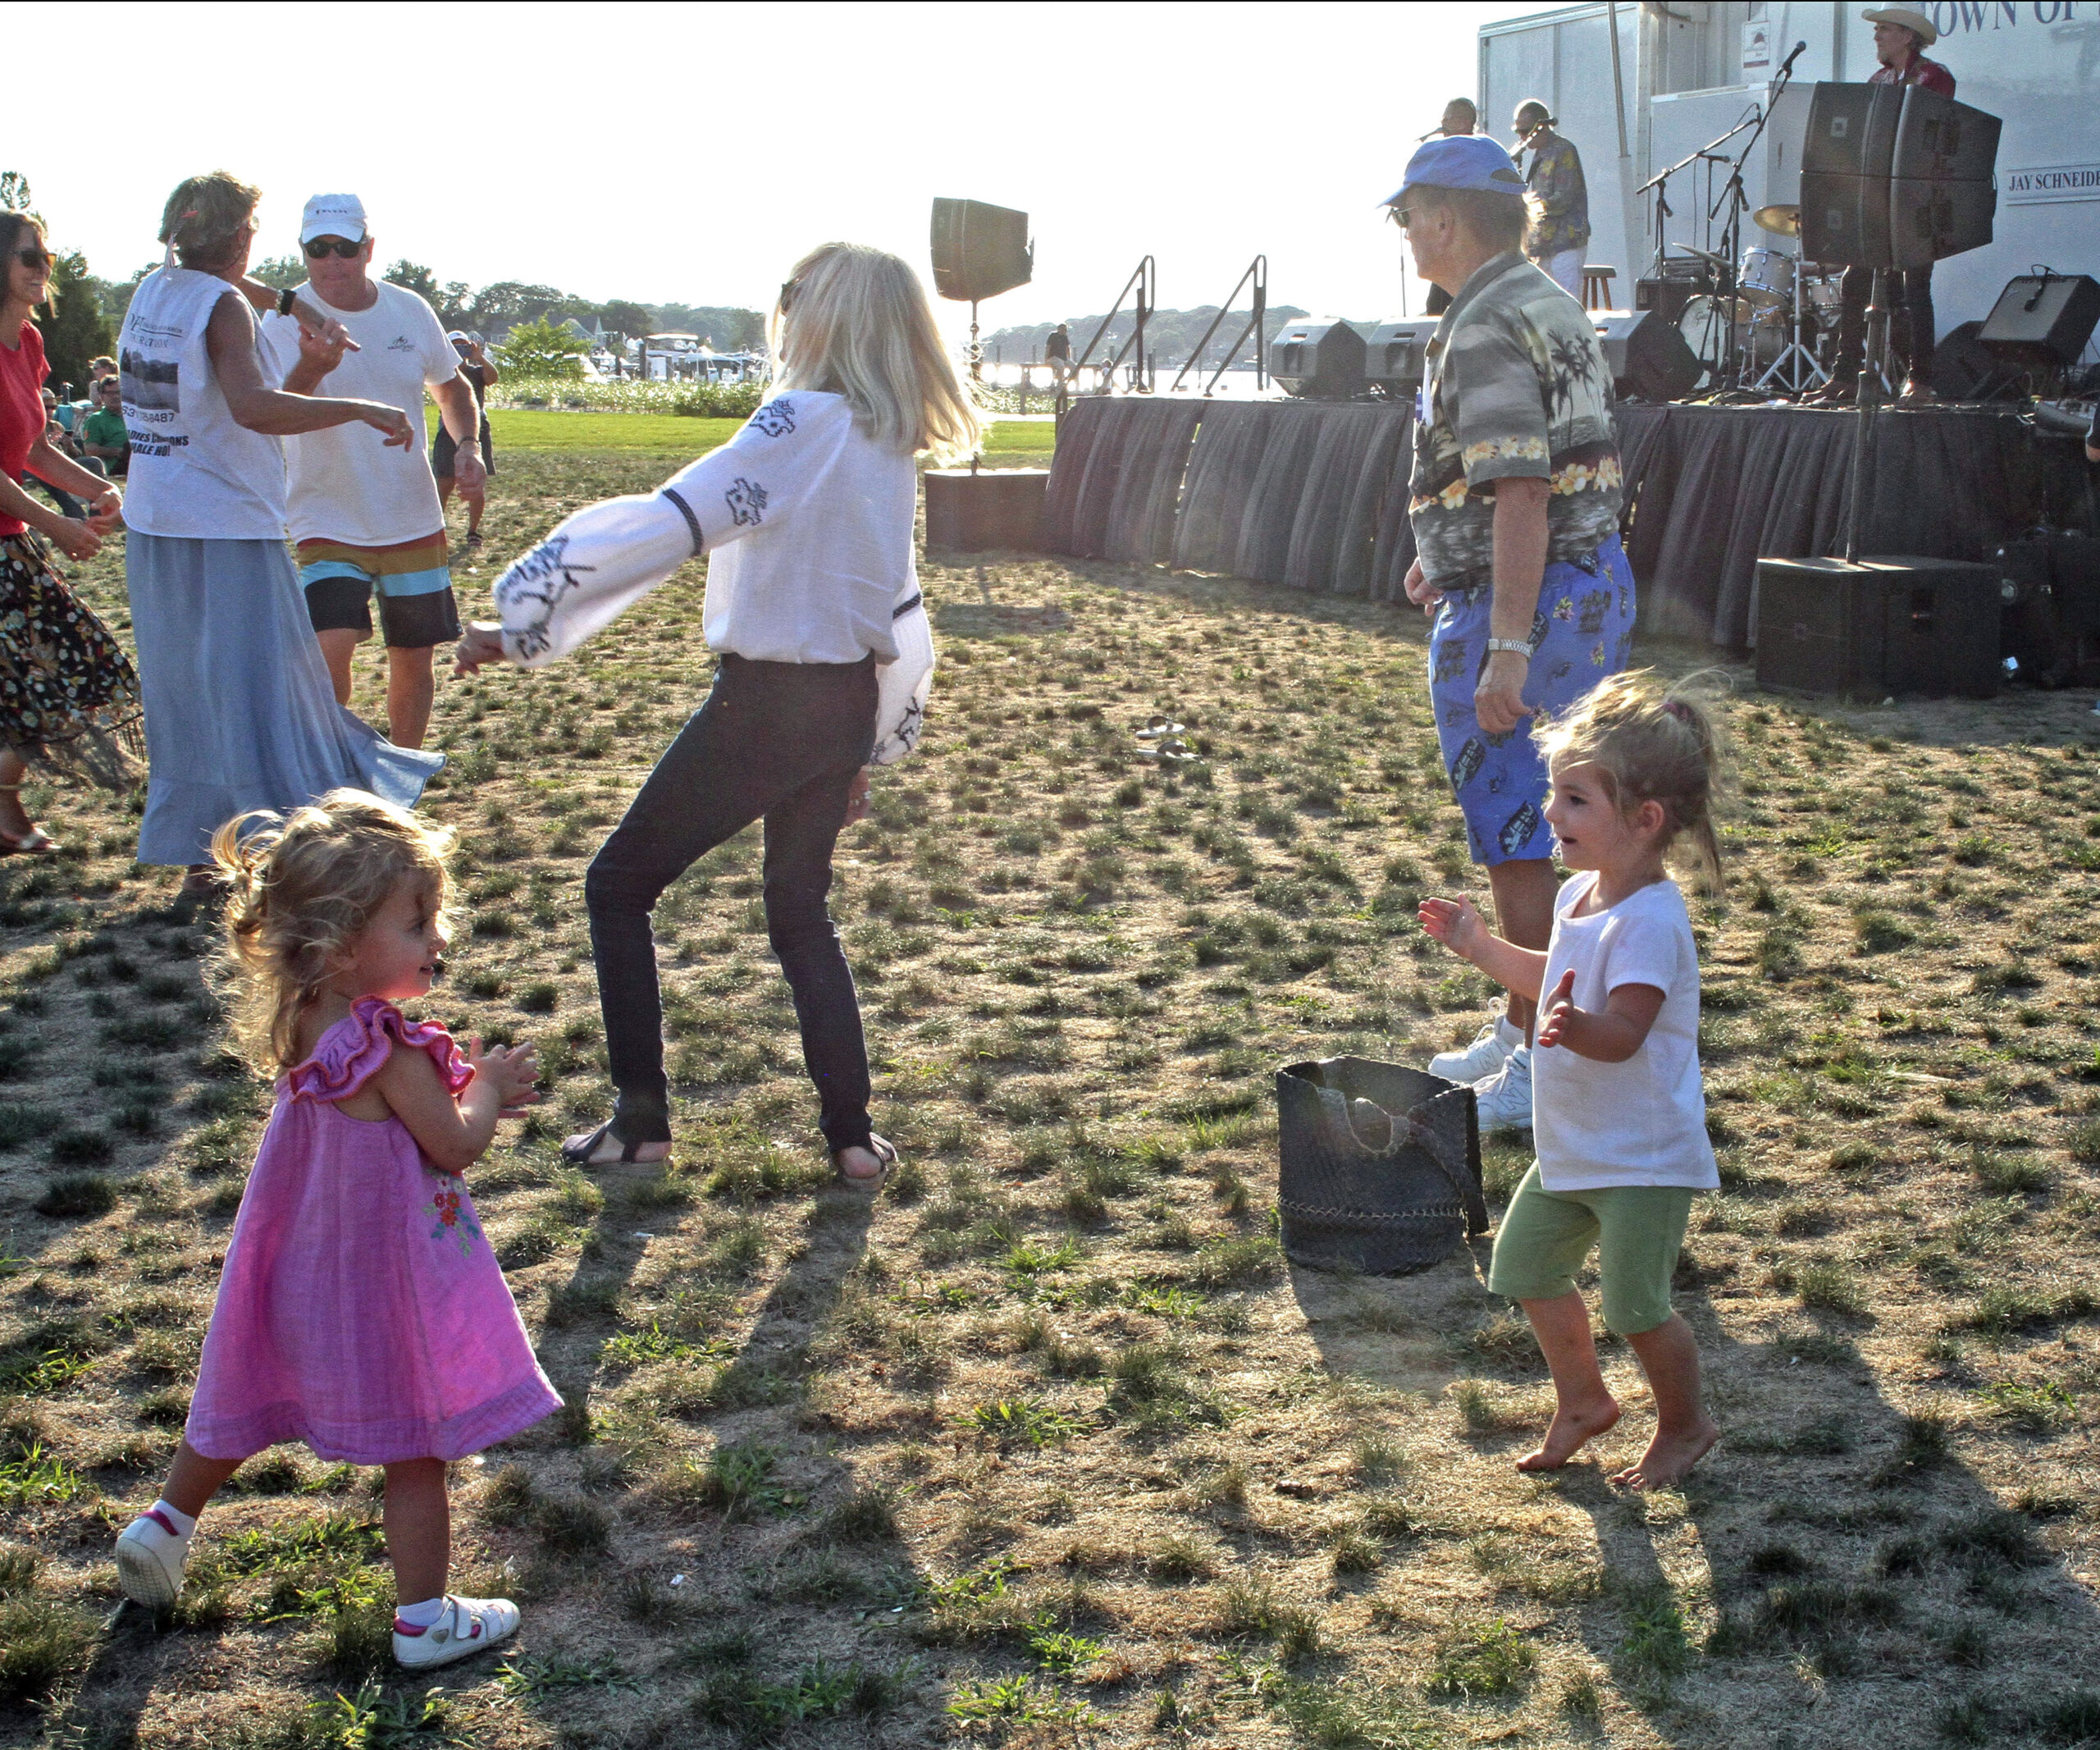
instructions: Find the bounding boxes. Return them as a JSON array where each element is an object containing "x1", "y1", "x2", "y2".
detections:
[{"x1": 0, "y1": 444, "x2": 2095, "y2": 1746}]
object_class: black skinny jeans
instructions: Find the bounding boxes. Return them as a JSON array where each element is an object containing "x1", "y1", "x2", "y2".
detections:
[
  {"x1": 584, "y1": 652, "x2": 879, "y2": 1152},
  {"x1": 1831, "y1": 263, "x2": 1935, "y2": 387}
]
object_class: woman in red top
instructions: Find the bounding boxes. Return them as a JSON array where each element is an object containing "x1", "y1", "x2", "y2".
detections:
[{"x1": 0, "y1": 210, "x2": 144, "y2": 851}]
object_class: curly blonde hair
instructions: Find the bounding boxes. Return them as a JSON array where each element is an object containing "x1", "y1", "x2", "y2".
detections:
[
  {"x1": 210, "y1": 790, "x2": 454, "y2": 1071},
  {"x1": 1533, "y1": 670, "x2": 1728, "y2": 889}
]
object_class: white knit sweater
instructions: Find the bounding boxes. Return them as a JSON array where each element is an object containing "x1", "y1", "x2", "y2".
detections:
[{"x1": 491, "y1": 391, "x2": 934, "y2": 763}]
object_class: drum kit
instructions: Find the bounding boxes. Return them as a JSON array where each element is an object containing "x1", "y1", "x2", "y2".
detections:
[{"x1": 1667, "y1": 207, "x2": 1844, "y2": 395}]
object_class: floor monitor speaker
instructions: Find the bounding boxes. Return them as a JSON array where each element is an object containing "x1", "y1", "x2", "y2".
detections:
[
  {"x1": 1592, "y1": 311, "x2": 1701, "y2": 403},
  {"x1": 1271, "y1": 318, "x2": 1366, "y2": 398},
  {"x1": 929, "y1": 199, "x2": 1032, "y2": 303},
  {"x1": 1979, "y1": 273, "x2": 2100, "y2": 369},
  {"x1": 1362, "y1": 318, "x2": 1437, "y2": 391}
]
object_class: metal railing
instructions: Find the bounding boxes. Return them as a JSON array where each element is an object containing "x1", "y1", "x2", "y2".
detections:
[
  {"x1": 1057, "y1": 257, "x2": 1154, "y2": 418},
  {"x1": 1167, "y1": 256, "x2": 1268, "y2": 397}
]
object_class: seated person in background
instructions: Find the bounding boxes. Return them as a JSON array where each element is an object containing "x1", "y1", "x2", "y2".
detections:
[
  {"x1": 29, "y1": 389, "x2": 94, "y2": 518},
  {"x1": 77, "y1": 377, "x2": 128, "y2": 476}
]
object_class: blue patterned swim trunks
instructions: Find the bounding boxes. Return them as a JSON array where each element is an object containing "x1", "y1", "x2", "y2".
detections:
[{"x1": 1427, "y1": 533, "x2": 1636, "y2": 866}]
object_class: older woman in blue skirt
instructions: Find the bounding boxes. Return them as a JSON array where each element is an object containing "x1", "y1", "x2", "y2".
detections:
[{"x1": 116, "y1": 173, "x2": 441, "y2": 881}]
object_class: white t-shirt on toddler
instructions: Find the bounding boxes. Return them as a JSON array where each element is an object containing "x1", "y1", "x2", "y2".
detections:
[{"x1": 1530, "y1": 872, "x2": 1718, "y2": 1193}]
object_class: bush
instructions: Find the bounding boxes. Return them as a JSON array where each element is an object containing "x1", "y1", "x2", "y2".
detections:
[
  {"x1": 673, "y1": 380, "x2": 765, "y2": 420},
  {"x1": 494, "y1": 318, "x2": 589, "y2": 379}
]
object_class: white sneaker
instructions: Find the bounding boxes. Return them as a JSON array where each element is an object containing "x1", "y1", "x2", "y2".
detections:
[
  {"x1": 115, "y1": 1510, "x2": 191, "y2": 1610},
  {"x1": 393, "y1": 1593, "x2": 521, "y2": 1670},
  {"x1": 1430, "y1": 1018, "x2": 1521, "y2": 1085},
  {"x1": 1472, "y1": 1045, "x2": 1534, "y2": 1133}
]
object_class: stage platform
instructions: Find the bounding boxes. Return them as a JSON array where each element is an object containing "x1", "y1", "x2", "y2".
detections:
[{"x1": 1042, "y1": 396, "x2": 2099, "y2": 649}]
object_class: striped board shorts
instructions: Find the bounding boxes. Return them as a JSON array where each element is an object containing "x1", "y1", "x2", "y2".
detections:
[{"x1": 298, "y1": 532, "x2": 462, "y2": 649}]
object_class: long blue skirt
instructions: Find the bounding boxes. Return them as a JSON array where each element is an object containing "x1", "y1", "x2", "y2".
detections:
[{"x1": 124, "y1": 533, "x2": 444, "y2": 866}]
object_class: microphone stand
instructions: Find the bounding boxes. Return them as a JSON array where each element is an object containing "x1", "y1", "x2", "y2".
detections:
[{"x1": 1710, "y1": 48, "x2": 1805, "y2": 392}]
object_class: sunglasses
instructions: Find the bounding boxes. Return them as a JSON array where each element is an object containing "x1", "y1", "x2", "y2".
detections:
[
  {"x1": 778, "y1": 278, "x2": 799, "y2": 313},
  {"x1": 13, "y1": 246, "x2": 51, "y2": 272},
  {"x1": 304, "y1": 237, "x2": 363, "y2": 259}
]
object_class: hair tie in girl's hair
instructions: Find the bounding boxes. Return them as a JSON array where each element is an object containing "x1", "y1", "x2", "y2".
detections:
[{"x1": 1663, "y1": 698, "x2": 1695, "y2": 724}]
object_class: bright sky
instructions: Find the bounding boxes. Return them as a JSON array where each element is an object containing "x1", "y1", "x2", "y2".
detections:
[{"x1": 12, "y1": 0, "x2": 1550, "y2": 341}]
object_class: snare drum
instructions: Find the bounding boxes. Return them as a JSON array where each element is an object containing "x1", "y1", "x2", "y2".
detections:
[
  {"x1": 1740, "y1": 247, "x2": 1795, "y2": 312},
  {"x1": 1805, "y1": 272, "x2": 1845, "y2": 322}
]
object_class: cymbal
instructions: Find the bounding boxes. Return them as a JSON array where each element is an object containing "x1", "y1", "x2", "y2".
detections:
[
  {"x1": 1670, "y1": 243, "x2": 1731, "y2": 268},
  {"x1": 1753, "y1": 203, "x2": 1801, "y2": 236}
]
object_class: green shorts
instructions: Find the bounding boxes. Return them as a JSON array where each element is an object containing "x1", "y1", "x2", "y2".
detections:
[{"x1": 1486, "y1": 1165, "x2": 1693, "y2": 1336}]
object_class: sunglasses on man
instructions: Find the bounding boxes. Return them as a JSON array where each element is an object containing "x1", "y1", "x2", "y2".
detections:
[{"x1": 304, "y1": 237, "x2": 364, "y2": 259}]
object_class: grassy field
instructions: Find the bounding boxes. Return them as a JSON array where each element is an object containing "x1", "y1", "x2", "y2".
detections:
[
  {"x1": 0, "y1": 443, "x2": 2096, "y2": 1749},
  {"x1": 431, "y1": 409, "x2": 1057, "y2": 468}
]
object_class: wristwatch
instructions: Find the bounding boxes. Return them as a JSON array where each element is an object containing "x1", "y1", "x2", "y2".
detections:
[
  {"x1": 1485, "y1": 638, "x2": 1534, "y2": 657},
  {"x1": 276, "y1": 286, "x2": 298, "y2": 318}
]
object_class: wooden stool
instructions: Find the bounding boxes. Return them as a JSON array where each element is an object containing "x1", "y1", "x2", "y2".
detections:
[{"x1": 1581, "y1": 266, "x2": 1617, "y2": 311}]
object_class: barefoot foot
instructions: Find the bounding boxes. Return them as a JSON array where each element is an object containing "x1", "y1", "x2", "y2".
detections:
[
  {"x1": 1610, "y1": 1418, "x2": 1719, "y2": 1490},
  {"x1": 1516, "y1": 1396, "x2": 1622, "y2": 1472}
]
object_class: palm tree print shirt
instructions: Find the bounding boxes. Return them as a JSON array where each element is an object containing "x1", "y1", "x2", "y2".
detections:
[{"x1": 1407, "y1": 252, "x2": 1623, "y2": 596}]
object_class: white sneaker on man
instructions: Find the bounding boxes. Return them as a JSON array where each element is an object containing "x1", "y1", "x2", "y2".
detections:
[
  {"x1": 392, "y1": 1594, "x2": 521, "y2": 1670},
  {"x1": 114, "y1": 1510, "x2": 192, "y2": 1610},
  {"x1": 1472, "y1": 1044, "x2": 1534, "y2": 1132},
  {"x1": 1430, "y1": 1017, "x2": 1522, "y2": 1085}
]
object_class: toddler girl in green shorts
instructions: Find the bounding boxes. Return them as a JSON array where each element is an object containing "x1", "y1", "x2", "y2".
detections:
[{"x1": 1421, "y1": 671, "x2": 1723, "y2": 1490}]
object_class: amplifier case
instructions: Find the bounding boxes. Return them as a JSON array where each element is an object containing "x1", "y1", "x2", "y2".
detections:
[{"x1": 1755, "y1": 555, "x2": 2000, "y2": 698}]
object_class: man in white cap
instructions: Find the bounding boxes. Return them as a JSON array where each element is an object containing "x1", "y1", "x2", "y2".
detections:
[
  {"x1": 1817, "y1": 9, "x2": 1956, "y2": 402},
  {"x1": 258, "y1": 194, "x2": 487, "y2": 749}
]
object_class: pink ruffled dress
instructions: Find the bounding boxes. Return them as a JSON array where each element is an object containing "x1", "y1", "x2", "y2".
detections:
[{"x1": 185, "y1": 998, "x2": 562, "y2": 1465}]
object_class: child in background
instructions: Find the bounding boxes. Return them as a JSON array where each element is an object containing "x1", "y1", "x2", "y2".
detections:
[
  {"x1": 1421, "y1": 674, "x2": 1723, "y2": 1489},
  {"x1": 114, "y1": 792, "x2": 558, "y2": 1667}
]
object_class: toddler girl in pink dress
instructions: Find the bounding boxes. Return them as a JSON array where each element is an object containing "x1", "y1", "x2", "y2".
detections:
[{"x1": 113, "y1": 789, "x2": 560, "y2": 1670}]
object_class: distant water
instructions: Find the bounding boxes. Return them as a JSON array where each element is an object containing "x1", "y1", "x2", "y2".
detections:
[{"x1": 979, "y1": 364, "x2": 1291, "y2": 401}]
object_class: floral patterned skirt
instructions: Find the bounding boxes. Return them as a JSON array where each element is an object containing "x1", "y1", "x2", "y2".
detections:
[{"x1": 0, "y1": 528, "x2": 144, "y2": 790}]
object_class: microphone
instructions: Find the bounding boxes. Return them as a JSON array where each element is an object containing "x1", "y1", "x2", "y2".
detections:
[{"x1": 1778, "y1": 39, "x2": 1807, "y2": 75}]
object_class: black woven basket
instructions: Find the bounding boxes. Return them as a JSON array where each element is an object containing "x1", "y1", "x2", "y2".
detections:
[{"x1": 1276, "y1": 1056, "x2": 1487, "y2": 1275}]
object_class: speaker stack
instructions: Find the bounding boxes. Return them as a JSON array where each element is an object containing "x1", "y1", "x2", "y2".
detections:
[{"x1": 1797, "y1": 82, "x2": 2000, "y2": 268}]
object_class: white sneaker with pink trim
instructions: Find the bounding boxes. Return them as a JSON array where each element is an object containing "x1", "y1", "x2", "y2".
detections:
[
  {"x1": 114, "y1": 1509, "x2": 192, "y2": 1610},
  {"x1": 392, "y1": 1593, "x2": 521, "y2": 1670}
]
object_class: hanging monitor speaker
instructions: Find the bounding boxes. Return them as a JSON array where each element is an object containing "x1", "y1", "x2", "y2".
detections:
[
  {"x1": 1591, "y1": 311, "x2": 1701, "y2": 403},
  {"x1": 929, "y1": 199, "x2": 1033, "y2": 303}
]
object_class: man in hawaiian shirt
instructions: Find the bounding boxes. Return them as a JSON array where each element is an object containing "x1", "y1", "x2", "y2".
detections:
[
  {"x1": 1385, "y1": 134, "x2": 1633, "y2": 1130},
  {"x1": 1513, "y1": 102, "x2": 1590, "y2": 299}
]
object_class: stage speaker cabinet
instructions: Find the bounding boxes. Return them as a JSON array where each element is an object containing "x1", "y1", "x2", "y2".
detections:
[
  {"x1": 1363, "y1": 318, "x2": 1436, "y2": 391},
  {"x1": 1979, "y1": 273, "x2": 2100, "y2": 370},
  {"x1": 1801, "y1": 82, "x2": 1903, "y2": 180},
  {"x1": 929, "y1": 199, "x2": 1033, "y2": 303},
  {"x1": 1800, "y1": 169, "x2": 1892, "y2": 266},
  {"x1": 1635, "y1": 278, "x2": 1698, "y2": 327},
  {"x1": 1592, "y1": 311, "x2": 1701, "y2": 404},
  {"x1": 1755, "y1": 555, "x2": 2000, "y2": 699},
  {"x1": 1271, "y1": 318, "x2": 1366, "y2": 398}
]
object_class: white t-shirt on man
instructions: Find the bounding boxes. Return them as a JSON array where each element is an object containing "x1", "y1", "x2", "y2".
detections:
[
  {"x1": 1530, "y1": 872, "x2": 1719, "y2": 1193},
  {"x1": 258, "y1": 280, "x2": 459, "y2": 546}
]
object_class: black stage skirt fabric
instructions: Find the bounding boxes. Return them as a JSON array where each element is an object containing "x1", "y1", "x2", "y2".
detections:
[{"x1": 1043, "y1": 396, "x2": 2098, "y2": 648}]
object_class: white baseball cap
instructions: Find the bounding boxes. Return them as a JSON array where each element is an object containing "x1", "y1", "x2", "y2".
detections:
[
  {"x1": 1861, "y1": 7, "x2": 1938, "y2": 45},
  {"x1": 299, "y1": 193, "x2": 368, "y2": 245}
]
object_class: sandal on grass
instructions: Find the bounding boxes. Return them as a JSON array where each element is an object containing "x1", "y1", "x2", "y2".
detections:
[
  {"x1": 0, "y1": 785, "x2": 57, "y2": 856},
  {"x1": 561, "y1": 1118, "x2": 669, "y2": 1170},
  {"x1": 833, "y1": 1134, "x2": 897, "y2": 1190}
]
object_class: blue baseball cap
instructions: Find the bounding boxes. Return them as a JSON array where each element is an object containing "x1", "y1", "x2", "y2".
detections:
[{"x1": 1381, "y1": 135, "x2": 1527, "y2": 207}]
